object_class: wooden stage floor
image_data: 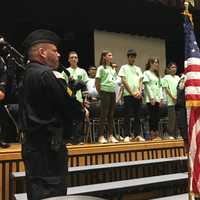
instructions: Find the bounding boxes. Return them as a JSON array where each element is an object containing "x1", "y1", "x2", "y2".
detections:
[{"x1": 0, "y1": 139, "x2": 186, "y2": 200}]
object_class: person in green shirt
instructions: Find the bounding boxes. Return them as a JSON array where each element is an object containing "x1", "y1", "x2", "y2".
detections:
[
  {"x1": 66, "y1": 51, "x2": 89, "y2": 103},
  {"x1": 95, "y1": 50, "x2": 119, "y2": 144},
  {"x1": 162, "y1": 62, "x2": 180, "y2": 139},
  {"x1": 143, "y1": 57, "x2": 164, "y2": 140},
  {"x1": 118, "y1": 49, "x2": 145, "y2": 142},
  {"x1": 63, "y1": 51, "x2": 89, "y2": 144}
]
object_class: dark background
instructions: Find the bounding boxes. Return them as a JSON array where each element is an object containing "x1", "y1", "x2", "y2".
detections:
[{"x1": 1, "y1": 0, "x2": 200, "y2": 73}]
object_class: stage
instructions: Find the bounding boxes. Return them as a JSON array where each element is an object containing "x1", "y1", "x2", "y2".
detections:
[{"x1": 0, "y1": 140, "x2": 186, "y2": 200}]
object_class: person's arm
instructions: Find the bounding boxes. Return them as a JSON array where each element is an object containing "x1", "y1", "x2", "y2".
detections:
[
  {"x1": 159, "y1": 83, "x2": 164, "y2": 106},
  {"x1": 116, "y1": 84, "x2": 124, "y2": 103},
  {"x1": 165, "y1": 87, "x2": 176, "y2": 103},
  {"x1": 137, "y1": 77, "x2": 143, "y2": 98},
  {"x1": 121, "y1": 76, "x2": 135, "y2": 96},
  {"x1": 145, "y1": 83, "x2": 155, "y2": 105},
  {"x1": 95, "y1": 78, "x2": 101, "y2": 93},
  {"x1": 143, "y1": 72, "x2": 155, "y2": 104},
  {"x1": 0, "y1": 90, "x2": 5, "y2": 100}
]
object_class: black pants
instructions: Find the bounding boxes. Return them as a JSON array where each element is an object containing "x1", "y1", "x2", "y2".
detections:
[
  {"x1": 0, "y1": 104, "x2": 19, "y2": 142},
  {"x1": 99, "y1": 91, "x2": 116, "y2": 137},
  {"x1": 124, "y1": 96, "x2": 141, "y2": 137},
  {"x1": 147, "y1": 102, "x2": 160, "y2": 132},
  {"x1": 22, "y1": 143, "x2": 67, "y2": 200},
  {"x1": 176, "y1": 106, "x2": 188, "y2": 141}
]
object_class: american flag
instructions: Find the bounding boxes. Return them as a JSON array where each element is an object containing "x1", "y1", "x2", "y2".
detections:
[{"x1": 184, "y1": 16, "x2": 200, "y2": 194}]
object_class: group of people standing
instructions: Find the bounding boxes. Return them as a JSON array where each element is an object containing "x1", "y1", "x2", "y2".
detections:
[{"x1": 74, "y1": 49, "x2": 187, "y2": 144}]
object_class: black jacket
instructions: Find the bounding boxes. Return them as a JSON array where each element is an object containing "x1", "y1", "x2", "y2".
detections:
[{"x1": 19, "y1": 61, "x2": 84, "y2": 149}]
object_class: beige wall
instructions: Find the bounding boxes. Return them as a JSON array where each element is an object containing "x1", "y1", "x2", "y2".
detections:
[{"x1": 94, "y1": 30, "x2": 166, "y2": 74}]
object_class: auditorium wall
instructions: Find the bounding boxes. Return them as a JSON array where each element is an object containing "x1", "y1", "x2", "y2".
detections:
[{"x1": 94, "y1": 30, "x2": 166, "y2": 73}]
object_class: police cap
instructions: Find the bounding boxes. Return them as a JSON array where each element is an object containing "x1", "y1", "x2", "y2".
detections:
[{"x1": 23, "y1": 29, "x2": 60, "y2": 51}]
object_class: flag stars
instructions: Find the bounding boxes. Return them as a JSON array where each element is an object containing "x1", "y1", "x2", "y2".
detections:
[{"x1": 191, "y1": 49, "x2": 196, "y2": 53}]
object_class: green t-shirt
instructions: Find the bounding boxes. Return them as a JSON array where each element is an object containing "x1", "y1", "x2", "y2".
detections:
[
  {"x1": 66, "y1": 66, "x2": 89, "y2": 103},
  {"x1": 95, "y1": 65, "x2": 117, "y2": 93},
  {"x1": 162, "y1": 74, "x2": 180, "y2": 106},
  {"x1": 143, "y1": 70, "x2": 163, "y2": 103},
  {"x1": 118, "y1": 64, "x2": 143, "y2": 96}
]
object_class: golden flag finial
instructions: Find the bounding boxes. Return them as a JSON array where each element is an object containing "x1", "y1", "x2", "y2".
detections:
[{"x1": 182, "y1": 0, "x2": 194, "y2": 25}]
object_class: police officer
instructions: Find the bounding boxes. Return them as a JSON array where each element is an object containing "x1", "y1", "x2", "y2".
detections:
[{"x1": 19, "y1": 29, "x2": 84, "y2": 200}]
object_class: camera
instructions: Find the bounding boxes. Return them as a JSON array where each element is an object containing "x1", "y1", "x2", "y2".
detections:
[
  {"x1": 68, "y1": 78, "x2": 87, "y2": 96},
  {"x1": 0, "y1": 36, "x2": 25, "y2": 70}
]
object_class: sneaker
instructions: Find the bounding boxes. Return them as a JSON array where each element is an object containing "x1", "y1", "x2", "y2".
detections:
[
  {"x1": 130, "y1": 136, "x2": 135, "y2": 141},
  {"x1": 135, "y1": 135, "x2": 145, "y2": 142},
  {"x1": 168, "y1": 136, "x2": 175, "y2": 140},
  {"x1": 176, "y1": 135, "x2": 183, "y2": 140},
  {"x1": 152, "y1": 136, "x2": 162, "y2": 141},
  {"x1": 119, "y1": 136, "x2": 124, "y2": 141},
  {"x1": 108, "y1": 135, "x2": 119, "y2": 143},
  {"x1": 124, "y1": 136, "x2": 130, "y2": 142},
  {"x1": 115, "y1": 135, "x2": 124, "y2": 141},
  {"x1": 98, "y1": 136, "x2": 108, "y2": 144},
  {"x1": 0, "y1": 141, "x2": 10, "y2": 148}
]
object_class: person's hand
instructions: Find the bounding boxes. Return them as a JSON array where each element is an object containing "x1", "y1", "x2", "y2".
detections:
[
  {"x1": 92, "y1": 97, "x2": 97, "y2": 101},
  {"x1": 0, "y1": 91, "x2": 5, "y2": 101},
  {"x1": 150, "y1": 98, "x2": 155, "y2": 106},
  {"x1": 159, "y1": 99, "x2": 164, "y2": 107},
  {"x1": 132, "y1": 90, "x2": 141, "y2": 99},
  {"x1": 172, "y1": 97, "x2": 177, "y2": 104},
  {"x1": 83, "y1": 99, "x2": 90, "y2": 108},
  {"x1": 84, "y1": 108, "x2": 90, "y2": 122}
]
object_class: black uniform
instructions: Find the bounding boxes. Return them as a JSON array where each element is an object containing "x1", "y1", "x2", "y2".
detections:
[{"x1": 19, "y1": 61, "x2": 84, "y2": 200}]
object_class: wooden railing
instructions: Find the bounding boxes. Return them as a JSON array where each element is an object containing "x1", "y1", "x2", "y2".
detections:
[{"x1": 0, "y1": 140, "x2": 186, "y2": 200}]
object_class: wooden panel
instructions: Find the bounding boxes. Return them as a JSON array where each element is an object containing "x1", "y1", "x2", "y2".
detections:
[{"x1": 0, "y1": 140, "x2": 186, "y2": 200}]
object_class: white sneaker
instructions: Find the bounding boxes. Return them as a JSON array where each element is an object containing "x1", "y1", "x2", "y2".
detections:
[
  {"x1": 124, "y1": 136, "x2": 130, "y2": 142},
  {"x1": 168, "y1": 136, "x2": 175, "y2": 140},
  {"x1": 119, "y1": 136, "x2": 124, "y2": 141},
  {"x1": 108, "y1": 135, "x2": 119, "y2": 143},
  {"x1": 177, "y1": 135, "x2": 183, "y2": 140},
  {"x1": 135, "y1": 135, "x2": 145, "y2": 142},
  {"x1": 98, "y1": 136, "x2": 108, "y2": 144},
  {"x1": 152, "y1": 136, "x2": 162, "y2": 141}
]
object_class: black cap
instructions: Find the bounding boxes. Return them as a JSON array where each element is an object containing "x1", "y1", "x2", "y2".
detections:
[
  {"x1": 23, "y1": 29, "x2": 60, "y2": 51},
  {"x1": 127, "y1": 49, "x2": 137, "y2": 57}
]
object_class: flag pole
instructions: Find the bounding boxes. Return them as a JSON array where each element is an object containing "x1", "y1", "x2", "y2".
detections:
[{"x1": 182, "y1": 2, "x2": 195, "y2": 200}]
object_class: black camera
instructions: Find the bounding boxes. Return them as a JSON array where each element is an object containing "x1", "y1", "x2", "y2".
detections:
[
  {"x1": 58, "y1": 65, "x2": 87, "y2": 97},
  {"x1": 0, "y1": 36, "x2": 25, "y2": 70}
]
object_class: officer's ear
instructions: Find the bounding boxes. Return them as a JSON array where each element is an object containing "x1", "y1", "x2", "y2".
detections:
[{"x1": 38, "y1": 47, "x2": 47, "y2": 59}]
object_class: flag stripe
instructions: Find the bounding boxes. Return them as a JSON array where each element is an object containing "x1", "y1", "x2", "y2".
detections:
[
  {"x1": 186, "y1": 57, "x2": 200, "y2": 65},
  {"x1": 185, "y1": 65, "x2": 200, "y2": 73},
  {"x1": 185, "y1": 80, "x2": 200, "y2": 87},
  {"x1": 185, "y1": 72, "x2": 200, "y2": 81},
  {"x1": 185, "y1": 87, "x2": 200, "y2": 96}
]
